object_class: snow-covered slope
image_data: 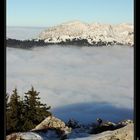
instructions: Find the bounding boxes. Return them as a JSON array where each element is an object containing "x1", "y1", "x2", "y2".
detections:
[{"x1": 38, "y1": 21, "x2": 133, "y2": 46}]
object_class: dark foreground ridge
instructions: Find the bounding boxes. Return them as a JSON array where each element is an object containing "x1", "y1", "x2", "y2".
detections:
[
  {"x1": 7, "y1": 38, "x2": 132, "y2": 49},
  {"x1": 6, "y1": 116, "x2": 133, "y2": 140}
]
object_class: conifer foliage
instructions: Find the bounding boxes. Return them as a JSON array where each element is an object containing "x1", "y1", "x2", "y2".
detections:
[{"x1": 6, "y1": 87, "x2": 51, "y2": 134}]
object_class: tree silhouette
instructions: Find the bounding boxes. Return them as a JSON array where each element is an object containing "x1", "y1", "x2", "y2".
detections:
[
  {"x1": 6, "y1": 88, "x2": 24, "y2": 134},
  {"x1": 6, "y1": 87, "x2": 51, "y2": 134},
  {"x1": 22, "y1": 86, "x2": 51, "y2": 130}
]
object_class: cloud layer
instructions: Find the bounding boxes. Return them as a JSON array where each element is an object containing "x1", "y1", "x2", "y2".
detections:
[{"x1": 7, "y1": 46, "x2": 133, "y2": 122}]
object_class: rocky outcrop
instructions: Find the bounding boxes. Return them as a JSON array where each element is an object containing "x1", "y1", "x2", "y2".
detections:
[
  {"x1": 90, "y1": 119, "x2": 133, "y2": 134},
  {"x1": 32, "y1": 115, "x2": 71, "y2": 133},
  {"x1": 31, "y1": 115, "x2": 71, "y2": 139},
  {"x1": 96, "y1": 123, "x2": 134, "y2": 140},
  {"x1": 6, "y1": 132, "x2": 43, "y2": 140},
  {"x1": 6, "y1": 117, "x2": 133, "y2": 140},
  {"x1": 6, "y1": 133, "x2": 18, "y2": 140}
]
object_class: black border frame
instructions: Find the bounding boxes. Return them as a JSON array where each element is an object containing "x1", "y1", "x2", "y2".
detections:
[
  {"x1": 1, "y1": 0, "x2": 137, "y2": 140},
  {"x1": 0, "y1": 0, "x2": 6, "y2": 139},
  {"x1": 134, "y1": 0, "x2": 138, "y2": 139}
]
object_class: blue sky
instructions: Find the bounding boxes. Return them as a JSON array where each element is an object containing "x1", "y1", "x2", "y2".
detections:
[{"x1": 7, "y1": 0, "x2": 134, "y2": 27}]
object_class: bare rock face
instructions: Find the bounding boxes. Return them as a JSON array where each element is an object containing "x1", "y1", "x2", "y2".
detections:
[
  {"x1": 96, "y1": 122, "x2": 134, "y2": 140},
  {"x1": 6, "y1": 133, "x2": 18, "y2": 140},
  {"x1": 117, "y1": 119, "x2": 133, "y2": 126},
  {"x1": 6, "y1": 132, "x2": 43, "y2": 140},
  {"x1": 88, "y1": 119, "x2": 134, "y2": 136},
  {"x1": 31, "y1": 115, "x2": 71, "y2": 133},
  {"x1": 93, "y1": 120, "x2": 134, "y2": 140}
]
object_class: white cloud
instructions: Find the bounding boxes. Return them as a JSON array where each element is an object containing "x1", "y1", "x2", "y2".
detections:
[{"x1": 7, "y1": 46, "x2": 133, "y2": 123}]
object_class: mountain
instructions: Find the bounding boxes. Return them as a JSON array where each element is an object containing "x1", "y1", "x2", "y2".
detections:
[{"x1": 38, "y1": 21, "x2": 134, "y2": 46}]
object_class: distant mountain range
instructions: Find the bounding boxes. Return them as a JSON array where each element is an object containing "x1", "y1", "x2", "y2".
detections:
[
  {"x1": 37, "y1": 21, "x2": 133, "y2": 46},
  {"x1": 7, "y1": 21, "x2": 134, "y2": 48}
]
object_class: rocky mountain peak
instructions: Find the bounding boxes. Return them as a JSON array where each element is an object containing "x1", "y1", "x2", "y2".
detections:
[{"x1": 38, "y1": 21, "x2": 134, "y2": 46}]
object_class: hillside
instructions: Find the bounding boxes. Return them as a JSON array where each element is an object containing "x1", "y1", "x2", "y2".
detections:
[{"x1": 38, "y1": 21, "x2": 133, "y2": 46}]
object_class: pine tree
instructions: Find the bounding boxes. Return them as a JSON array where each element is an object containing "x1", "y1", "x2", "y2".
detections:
[
  {"x1": 6, "y1": 87, "x2": 52, "y2": 133},
  {"x1": 6, "y1": 88, "x2": 24, "y2": 134},
  {"x1": 22, "y1": 86, "x2": 51, "y2": 130},
  {"x1": 6, "y1": 93, "x2": 9, "y2": 111}
]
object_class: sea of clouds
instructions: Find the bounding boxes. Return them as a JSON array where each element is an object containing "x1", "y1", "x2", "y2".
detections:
[{"x1": 7, "y1": 45, "x2": 133, "y2": 123}]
